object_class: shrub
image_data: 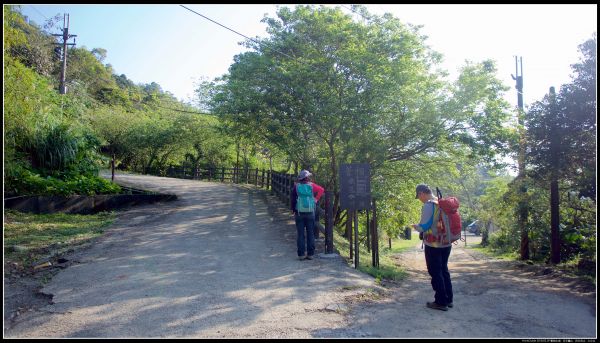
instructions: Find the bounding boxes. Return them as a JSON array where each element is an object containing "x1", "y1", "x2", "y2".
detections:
[{"x1": 5, "y1": 165, "x2": 121, "y2": 196}]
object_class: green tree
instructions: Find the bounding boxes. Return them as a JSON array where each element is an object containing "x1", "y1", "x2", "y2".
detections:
[
  {"x1": 66, "y1": 46, "x2": 127, "y2": 105},
  {"x1": 212, "y1": 5, "x2": 515, "y2": 226},
  {"x1": 4, "y1": 5, "x2": 58, "y2": 78},
  {"x1": 525, "y1": 34, "x2": 596, "y2": 264}
]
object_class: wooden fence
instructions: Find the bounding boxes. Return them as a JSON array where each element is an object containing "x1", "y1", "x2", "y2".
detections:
[
  {"x1": 146, "y1": 165, "x2": 335, "y2": 254},
  {"x1": 152, "y1": 165, "x2": 273, "y2": 188}
]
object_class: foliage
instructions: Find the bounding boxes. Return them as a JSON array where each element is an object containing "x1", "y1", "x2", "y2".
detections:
[
  {"x1": 66, "y1": 46, "x2": 128, "y2": 106},
  {"x1": 5, "y1": 165, "x2": 121, "y2": 196},
  {"x1": 28, "y1": 122, "x2": 79, "y2": 172},
  {"x1": 4, "y1": 6, "x2": 240, "y2": 196},
  {"x1": 3, "y1": 5, "x2": 59, "y2": 78},
  {"x1": 4, "y1": 55, "x2": 60, "y2": 163},
  {"x1": 211, "y1": 5, "x2": 515, "y2": 224},
  {"x1": 519, "y1": 34, "x2": 597, "y2": 263},
  {"x1": 525, "y1": 34, "x2": 595, "y2": 196}
]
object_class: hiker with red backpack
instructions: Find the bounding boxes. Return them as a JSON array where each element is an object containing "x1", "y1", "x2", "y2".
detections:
[
  {"x1": 411, "y1": 184, "x2": 461, "y2": 311},
  {"x1": 291, "y1": 170, "x2": 324, "y2": 260}
]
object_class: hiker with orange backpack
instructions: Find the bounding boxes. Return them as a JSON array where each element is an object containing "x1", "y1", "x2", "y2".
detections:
[
  {"x1": 411, "y1": 184, "x2": 454, "y2": 311},
  {"x1": 291, "y1": 170, "x2": 324, "y2": 260}
]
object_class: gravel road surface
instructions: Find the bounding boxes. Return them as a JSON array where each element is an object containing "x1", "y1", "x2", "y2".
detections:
[{"x1": 5, "y1": 174, "x2": 381, "y2": 338}]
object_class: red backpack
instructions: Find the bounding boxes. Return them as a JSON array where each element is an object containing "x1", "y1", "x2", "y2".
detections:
[{"x1": 436, "y1": 187, "x2": 463, "y2": 244}]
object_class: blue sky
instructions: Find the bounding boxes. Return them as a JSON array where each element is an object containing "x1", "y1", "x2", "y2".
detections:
[{"x1": 18, "y1": 4, "x2": 597, "y2": 110}]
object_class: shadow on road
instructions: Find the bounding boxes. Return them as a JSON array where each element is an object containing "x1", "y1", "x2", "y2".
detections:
[{"x1": 6, "y1": 174, "x2": 378, "y2": 338}]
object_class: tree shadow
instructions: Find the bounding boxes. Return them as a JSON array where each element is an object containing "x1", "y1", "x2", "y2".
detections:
[{"x1": 7, "y1": 175, "x2": 376, "y2": 338}]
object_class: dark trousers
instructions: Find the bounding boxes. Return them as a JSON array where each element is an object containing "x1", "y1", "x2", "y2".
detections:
[
  {"x1": 295, "y1": 212, "x2": 315, "y2": 257},
  {"x1": 424, "y1": 245, "x2": 453, "y2": 306}
]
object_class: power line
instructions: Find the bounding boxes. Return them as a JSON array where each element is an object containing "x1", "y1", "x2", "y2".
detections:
[
  {"x1": 182, "y1": 4, "x2": 383, "y2": 83},
  {"x1": 26, "y1": 5, "x2": 50, "y2": 22},
  {"x1": 179, "y1": 5, "x2": 297, "y2": 62}
]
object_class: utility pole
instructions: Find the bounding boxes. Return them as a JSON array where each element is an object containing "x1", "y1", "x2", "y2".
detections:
[
  {"x1": 511, "y1": 56, "x2": 529, "y2": 260},
  {"x1": 52, "y1": 13, "x2": 77, "y2": 94}
]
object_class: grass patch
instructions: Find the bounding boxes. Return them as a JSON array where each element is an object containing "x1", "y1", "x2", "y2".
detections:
[
  {"x1": 557, "y1": 257, "x2": 596, "y2": 285},
  {"x1": 333, "y1": 228, "x2": 419, "y2": 282},
  {"x1": 468, "y1": 243, "x2": 595, "y2": 285},
  {"x1": 469, "y1": 244, "x2": 522, "y2": 261},
  {"x1": 382, "y1": 233, "x2": 422, "y2": 254},
  {"x1": 4, "y1": 209, "x2": 115, "y2": 270}
]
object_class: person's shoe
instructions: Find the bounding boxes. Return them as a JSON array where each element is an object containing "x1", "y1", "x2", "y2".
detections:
[
  {"x1": 426, "y1": 302, "x2": 448, "y2": 311},
  {"x1": 447, "y1": 302, "x2": 453, "y2": 308},
  {"x1": 305, "y1": 255, "x2": 313, "y2": 260},
  {"x1": 298, "y1": 256, "x2": 305, "y2": 261}
]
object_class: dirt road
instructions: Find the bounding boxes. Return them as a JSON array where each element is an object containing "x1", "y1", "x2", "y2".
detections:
[
  {"x1": 4, "y1": 173, "x2": 596, "y2": 338},
  {"x1": 339, "y1": 237, "x2": 596, "y2": 338},
  {"x1": 5, "y1": 174, "x2": 381, "y2": 338}
]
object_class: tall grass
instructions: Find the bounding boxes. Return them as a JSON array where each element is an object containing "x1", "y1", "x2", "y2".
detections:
[{"x1": 29, "y1": 123, "x2": 78, "y2": 171}]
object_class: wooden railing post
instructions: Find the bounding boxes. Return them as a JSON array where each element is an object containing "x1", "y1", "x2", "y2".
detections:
[
  {"x1": 366, "y1": 209, "x2": 370, "y2": 253},
  {"x1": 347, "y1": 210, "x2": 353, "y2": 260},
  {"x1": 325, "y1": 190, "x2": 334, "y2": 254},
  {"x1": 277, "y1": 173, "x2": 282, "y2": 200},
  {"x1": 279, "y1": 173, "x2": 285, "y2": 202},
  {"x1": 288, "y1": 174, "x2": 294, "y2": 209},
  {"x1": 372, "y1": 199, "x2": 379, "y2": 268},
  {"x1": 354, "y1": 210, "x2": 359, "y2": 269}
]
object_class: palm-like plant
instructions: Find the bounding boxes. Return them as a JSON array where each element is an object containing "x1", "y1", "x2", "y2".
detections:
[{"x1": 29, "y1": 123, "x2": 78, "y2": 173}]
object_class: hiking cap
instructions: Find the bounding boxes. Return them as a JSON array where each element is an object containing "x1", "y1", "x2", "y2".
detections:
[
  {"x1": 415, "y1": 184, "x2": 431, "y2": 198},
  {"x1": 298, "y1": 170, "x2": 312, "y2": 181}
]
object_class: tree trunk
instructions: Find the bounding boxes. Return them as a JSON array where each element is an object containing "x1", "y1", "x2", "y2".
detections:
[
  {"x1": 549, "y1": 87, "x2": 561, "y2": 264},
  {"x1": 481, "y1": 222, "x2": 489, "y2": 247},
  {"x1": 145, "y1": 153, "x2": 157, "y2": 175},
  {"x1": 550, "y1": 180, "x2": 560, "y2": 264},
  {"x1": 111, "y1": 152, "x2": 115, "y2": 182},
  {"x1": 328, "y1": 139, "x2": 340, "y2": 225},
  {"x1": 518, "y1": 178, "x2": 530, "y2": 260},
  {"x1": 235, "y1": 141, "x2": 240, "y2": 183}
]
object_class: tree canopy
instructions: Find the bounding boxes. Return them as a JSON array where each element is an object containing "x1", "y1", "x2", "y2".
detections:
[{"x1": 211, "y1": 5, "x2": 516, "y2": 217}]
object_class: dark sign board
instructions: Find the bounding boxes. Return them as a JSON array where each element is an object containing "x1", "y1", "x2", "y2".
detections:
[{"x1": 339, "y1": 163, "x2": 371, "y2": 210}]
